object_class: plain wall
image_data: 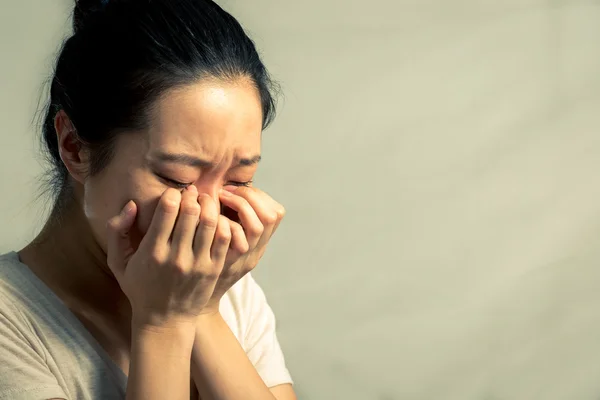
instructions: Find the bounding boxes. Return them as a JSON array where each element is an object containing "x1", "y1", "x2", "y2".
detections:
[{"x1": 1, "y1": 0, "x2": 600, "y2": 399}]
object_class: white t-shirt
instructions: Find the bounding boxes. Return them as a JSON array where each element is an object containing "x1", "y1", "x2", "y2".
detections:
[{"x1": 0, "y1": 252, "x2": 292, "y2": 399}]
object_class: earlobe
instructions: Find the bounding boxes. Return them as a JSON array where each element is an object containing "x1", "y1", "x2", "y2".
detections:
[{"x1": 54, "y1": 110, "x2": 88, "y2": 184}]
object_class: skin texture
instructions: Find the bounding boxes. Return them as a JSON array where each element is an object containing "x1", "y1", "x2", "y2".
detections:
[
  {"x1": 19, "y1": 77, "x2": 295, "y2": 400},
  {"x1": 84, "y1": 80, "x2": 264, "y2": 254}
]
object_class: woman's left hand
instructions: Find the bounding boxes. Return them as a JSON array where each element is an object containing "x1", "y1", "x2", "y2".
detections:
[{"x1": 199, "y1": 186, "x2": 285, "y2": 314}]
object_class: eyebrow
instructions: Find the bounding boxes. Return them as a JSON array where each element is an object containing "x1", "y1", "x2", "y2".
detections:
[{"x1": 152, "y1": 152, "x2": 261, "y2": 168}]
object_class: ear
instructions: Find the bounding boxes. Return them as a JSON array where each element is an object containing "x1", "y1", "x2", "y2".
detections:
[{"x1": 54, "y1": 110, "x2": 89, "y2": 184}]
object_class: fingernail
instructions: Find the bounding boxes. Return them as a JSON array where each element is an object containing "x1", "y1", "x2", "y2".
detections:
[
  {"x1": 220, "y1": 188, "x2": 233, "y2": 197},
  {"x1": 186, "y1": 185, "x2": 198, "y2": 193},
  {"x1": 123, "y1": 200, "x2": 135, "y2": 215}
]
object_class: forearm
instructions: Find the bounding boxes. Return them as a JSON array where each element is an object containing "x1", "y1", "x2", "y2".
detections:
[
  {"x1": 191, "y1": 313, "x2": 276, "y2": 400},
  {"x1": 127, "y1": 321, "x2": 196, "y2": 400}
]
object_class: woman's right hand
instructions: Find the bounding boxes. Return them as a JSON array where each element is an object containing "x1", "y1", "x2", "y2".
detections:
[{"x1": 105, "y1": 185, "x2": 232, "y2": 328}]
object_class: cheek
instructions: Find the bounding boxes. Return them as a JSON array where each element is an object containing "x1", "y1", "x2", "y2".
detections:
[
  {"x1": 129, "y1": 179, "x2": 175, "y2": 246},
  {"x1": 132, "y1": 195, "x2": 162, "y2": 239},
  {"x1": 83, "y1": 177, "x2": 134, "y2": 252},
  {"x1": 83, "y1": 169, "x2": 163, "y2": 252}
]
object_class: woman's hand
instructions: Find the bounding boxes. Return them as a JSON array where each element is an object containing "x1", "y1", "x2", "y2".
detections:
[
  {"x1": 105, "y1": 185, "x2": 232, "y2": 328},
  {"x1": 200, "y1": 186, "x2": 285, "y2": 314}
]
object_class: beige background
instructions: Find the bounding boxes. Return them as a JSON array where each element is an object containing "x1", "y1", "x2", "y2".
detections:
[{"x1": 2, "y1": 0, "x2": 600, "y2": 399}]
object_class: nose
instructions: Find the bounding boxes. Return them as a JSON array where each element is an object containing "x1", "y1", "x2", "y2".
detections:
[{"x1": 193, "y1": 182, "x2": 221, "y2": 210}]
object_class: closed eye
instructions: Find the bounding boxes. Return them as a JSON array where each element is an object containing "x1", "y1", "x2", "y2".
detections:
[
  {"x1": 156, "y1": 174, "x2": 192, "y2": 189},
  {"x1": 229, "y1": 180, "x2": 253, "y2": 187},
  {"x1": 156, "y1": 173, "x2": 252, "y2": 189}
]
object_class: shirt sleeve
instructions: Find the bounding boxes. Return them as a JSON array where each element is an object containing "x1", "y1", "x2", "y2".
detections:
[
  {"x1": 242, "y1": 274, "x2": 293, "y2": 388},
  {"x1": 0, "y1": 300, "x2": 68, "y2": 400}
]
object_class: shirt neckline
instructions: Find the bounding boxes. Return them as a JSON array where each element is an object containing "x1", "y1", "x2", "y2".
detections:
[{"x1": 5, "y1": 251, "x2": 128, "y2": 388}]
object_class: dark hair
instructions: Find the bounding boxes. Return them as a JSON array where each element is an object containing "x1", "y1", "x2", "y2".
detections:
[{"x1": 42, "y1": 0, "x2": 278, "y2": 205}]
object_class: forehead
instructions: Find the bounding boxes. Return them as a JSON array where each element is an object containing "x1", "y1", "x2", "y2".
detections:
[{"x1": 146, "y1": 79, "x2": 263, "y2": 159}]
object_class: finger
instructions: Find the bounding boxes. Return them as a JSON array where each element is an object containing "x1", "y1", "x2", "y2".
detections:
[
  {"x1": 105, "y1": 200, "x2": 138, "y2": 280},
  {"x1": 210, "y1": 215, "x2": 232, "y2": 263},
  {"x1": 219, "y1": 189, "x2": 263, "y2": 249},
  {"x1": 269, "y1": 200, "x2": 286, "y2": 236},
  {"x1": 230, "y1": 186, "x2": 283, "y2": 247},
  {"x1": 244, "y1": 188, "x2": 286, "y2": 238},
  {"x1": 142, "y1": 189, "x2": 181, "y2": 248},
  {"x1": 246, "y1": 190, "x2": 283, "y2": 260},
  {"x1": 228, "y1": 218, "x2": 249, "y2": 255},
  {"x1": 171, "y1": 185, "x2": 200, "y2": 254},
  {"x1": 193, "y1": 194, "x2": 219, "y2": 258}
]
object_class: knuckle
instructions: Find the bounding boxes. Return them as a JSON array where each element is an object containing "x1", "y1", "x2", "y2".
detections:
[
  {"x1": 276, "y1": 206, "x2": 286, "y2": 218},
  {"x1": 263, "y1": 211, "x2": 278, "y2": 225},
  {"x1": 199, "y1": 197, "x2": 218, "y2": 227},
  {"x1": 180, "y1": 201, "x2": 200, "y2": 216},
  {"x1": 149, "y1": 249, "x2": 166, "y2": 265},
  {"x1": 198, "y1": 193, "x2": 216, "y2": 208},
  {"x1": 196, "y1": 261, "x2": 222, "y2": 280},
  {"x1": 215, "y1": 227, "x2": 232, "y2": 243},
  {"x1": 159, "y1": 192, "x2": 181, "y2": 213},
  {"x1": 171, "y1": 256, "x2": 189, "y2": 274},
  {"x1": 214, "y1": 217, "x2": 231, "y2": 241},
  {"x1": 248, "y1": 222, "x2": 264, "y2": 237},
  {"x1": 234, "y1": 240, "x2": 250, "y2": 254},
  {"x1": 202, "y1": 269, "x2": 220, "y2": 281},
  {"x1": 200, "y1": 214, "x2": 218, "y2": 229},
  {"x1": 106, "y1": 218, "x2": 120, "y2": 232}
]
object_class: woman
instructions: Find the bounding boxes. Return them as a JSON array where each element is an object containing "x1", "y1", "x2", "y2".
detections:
[{"x1": 0, "y1": 0, "x2": 296, "y2": 399}]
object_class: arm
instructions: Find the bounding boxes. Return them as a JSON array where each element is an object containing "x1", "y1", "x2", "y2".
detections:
[
  {"x1": 191, "y1": 312, "x2": 279, "y2": 400},
  {"x1": 191, "y1": 276, "x2": 295, "y2": 400},
  {"x1": 104, "y1": 189, "x2": 235, "y2": 400},
  {"x1": 191, "y1": 187, "x2": 296, "y2": 400},
  {"x1": 127, "y1": 321, "x2": 196, "y2": 400},
  {"x1": 270, "y1": 385, "x2": 297, "y2": 400}
]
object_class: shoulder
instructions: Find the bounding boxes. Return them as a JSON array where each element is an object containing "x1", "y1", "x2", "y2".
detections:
[
  {"x1": 219, "y1": 273, "x2": 279, "y2": 344},
  {"x1": 0, "y1": 251, "x2": 37, "y2": 296},
  {"x1": 222, "y1": 274, "x2": 293, "y2": 387},
  {"x1": 0, "y1": 251, "x2": 24, "y2": 281},
  {"x1": 221, "y1": 273, "x2": 273, "y2": 326},
  {"x1": 0, "y1": 251, "x2": 34, "y2": 320},
  {"x1": 0, "y1": 253, "x2": 70, "y2": 400},
  {"x1": 0, "y1": 251, "x2": 58, "y2": 324},
  {"x1": 0, "y1": 251, "x2": 58, "y2": 361},
  {"x1": 225, "y1": 273, "x2": 268, "y2": 307}
]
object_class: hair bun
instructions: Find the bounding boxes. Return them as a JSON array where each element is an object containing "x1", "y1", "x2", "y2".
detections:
[{"x1": 73, "y1": 0, "x2": 108, "y2": 33}]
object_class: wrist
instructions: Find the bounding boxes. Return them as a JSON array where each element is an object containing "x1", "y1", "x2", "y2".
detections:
[
  {"x1": 193, "y1": 311, "x2": 227, "y2": 343},
  {"x1": 192, "y1": 312, "x2": 227, "y2": 362},
  {"x1": 195, "y1": 310, "x2": 222, "y2": 327},
  {"x1": 133, "y1": 315, "x2": 197, "y2": 345},
  {"x1": 132, "y1": 311, "x2": 198, "y2": 331},
  {"x1": 132, "y1": 321, "x2": 196, "y2": 360}
]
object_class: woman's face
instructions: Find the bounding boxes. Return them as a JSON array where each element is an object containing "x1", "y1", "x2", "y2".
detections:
[{"x1": 82, "y1": 79, "x2": 264, "y2": 252}]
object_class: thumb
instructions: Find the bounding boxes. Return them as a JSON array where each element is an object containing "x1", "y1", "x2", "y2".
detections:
[{"x1": 106, "y1": 200, "x2": 137, "y2": 281}]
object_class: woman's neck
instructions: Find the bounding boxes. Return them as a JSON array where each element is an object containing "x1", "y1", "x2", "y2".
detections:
[
  {"x1": 18, "y1": 194, "x2": 131, "y2": 320},
  {"x1": 19, "y1": 193, "x2": 133, "y2": 371}
]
